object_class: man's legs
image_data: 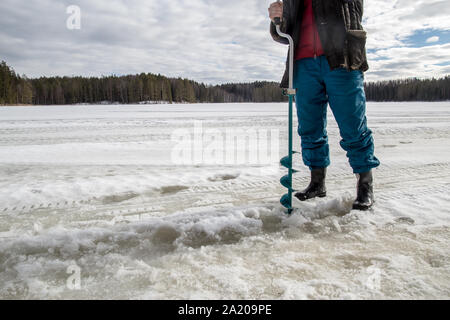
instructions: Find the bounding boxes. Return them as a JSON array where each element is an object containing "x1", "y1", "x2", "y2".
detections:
[
  {"x1": 323, "y1": 57, "x2": 380, "y2": 209},
  {"x1": 293, "y1": 58, "x2": 329, "y2": 169},
  {"x1": 293, "y1": 58, "x2": 329, "y2": 201}
]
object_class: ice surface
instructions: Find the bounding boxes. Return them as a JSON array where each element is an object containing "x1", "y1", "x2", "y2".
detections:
[{"x1": 0, "y1": 102, "x2": 449, "y2": 299}]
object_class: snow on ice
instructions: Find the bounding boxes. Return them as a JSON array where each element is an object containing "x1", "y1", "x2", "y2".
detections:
[{"x1": 0, "y1": 102, "x2": 449, "y2": 299}]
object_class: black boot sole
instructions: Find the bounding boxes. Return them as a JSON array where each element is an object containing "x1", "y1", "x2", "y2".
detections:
[
  {"x1": 294, "y1": 192, "x2": 327, "y2": 202},
  {"x1": 352, "y1": 201, "x2": 374, "y2": 211}
]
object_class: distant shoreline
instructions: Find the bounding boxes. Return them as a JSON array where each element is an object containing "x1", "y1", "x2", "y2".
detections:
[
  {"x1": 2, "y1": 101, "x2": 450, "y2": 108},
  {"x1": 1, "y1": 104, "x2": 34, "y2": 107}
]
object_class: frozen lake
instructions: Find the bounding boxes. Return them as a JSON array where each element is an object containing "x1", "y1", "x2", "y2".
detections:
[{"x1": 0, "y1": 102, "x2": 449, "y2": 299}]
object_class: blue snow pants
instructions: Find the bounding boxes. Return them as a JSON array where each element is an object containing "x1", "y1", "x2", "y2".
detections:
[{"x1": 293, "y1": 55, "x2": 380, "y2": 174}]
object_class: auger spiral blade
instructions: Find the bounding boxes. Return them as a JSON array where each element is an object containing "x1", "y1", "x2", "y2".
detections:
[
  {"x1": 280, "y1": 175, "x2": 292, "y2": 189},
  {"x1": 280, "y1": 156, "x2": 291, "y2": 169},
  {"x1": 280, "y1": 194, "x2": 294, "y2": 214}
]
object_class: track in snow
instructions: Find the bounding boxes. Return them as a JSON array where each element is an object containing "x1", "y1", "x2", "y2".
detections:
[{"x1": 2, "y1": 160, "x2": 449, "y2": 236}]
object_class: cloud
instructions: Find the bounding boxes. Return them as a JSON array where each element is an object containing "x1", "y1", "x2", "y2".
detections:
[
  {"x1": 426, "y1": 36, "x2": 439, "y2": 43},
  {"x1": 364, "y1": 0, "x2": 450, "y2": 80},
  {"x1": 0, "y1": 0, "x2": 449, "y2": 84}
]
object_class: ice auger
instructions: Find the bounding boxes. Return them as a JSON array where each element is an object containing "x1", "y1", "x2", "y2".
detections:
[{"x1": 274, "y1": 17, "x2": 297, "y2": 214}]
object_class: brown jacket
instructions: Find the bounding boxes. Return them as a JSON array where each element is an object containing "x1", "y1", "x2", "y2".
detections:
[{"x1": 270, "y1": 0, "x2": 369, "y2": 88}]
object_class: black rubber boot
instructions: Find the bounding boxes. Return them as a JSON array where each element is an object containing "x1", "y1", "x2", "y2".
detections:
[
  {"x1": 295, "y1": 167, "x2": 327, "y2": 201},
  {"x1": 352, "y1": 170, "x2": 374, "y2": 210}
]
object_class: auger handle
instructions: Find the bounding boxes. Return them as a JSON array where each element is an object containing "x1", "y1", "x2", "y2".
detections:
[{"x1": 274, "y1": 17, "x2": 295, "y2": 91}]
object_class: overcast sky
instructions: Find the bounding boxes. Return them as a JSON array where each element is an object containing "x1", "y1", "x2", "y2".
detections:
[{"x1": 0, "y1": 0, "x2": 449, "y2": 84}]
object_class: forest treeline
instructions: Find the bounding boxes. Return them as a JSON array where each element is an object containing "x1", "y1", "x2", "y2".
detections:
[
  {"x1": 0, "y1": 61, "x2": 285, "y2": 105},
  {"x1": 1, "y1": 60, "x2": 449, "y2": 105},
  {"x1": 364, "y1": 77, "x2": 450, "y2": 102}
]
